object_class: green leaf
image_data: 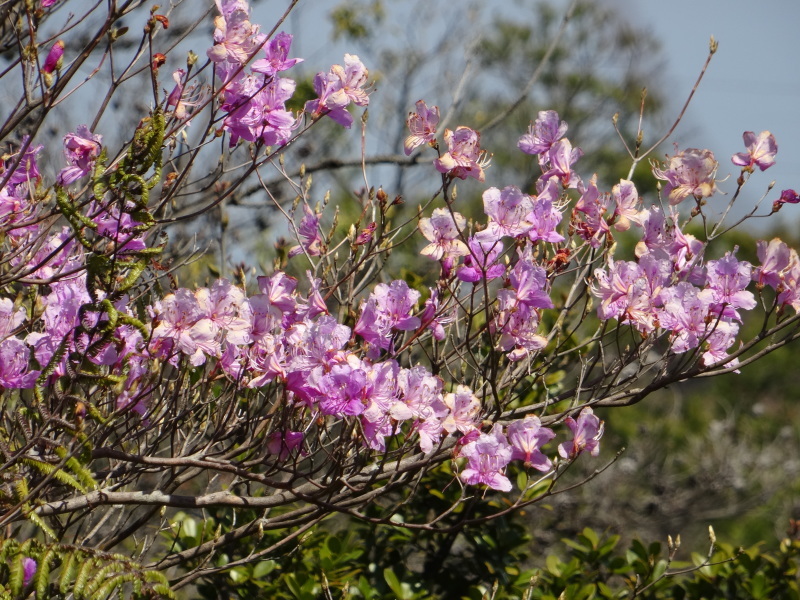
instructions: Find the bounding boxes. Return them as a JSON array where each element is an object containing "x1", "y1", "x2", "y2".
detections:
[{"x1": 383, "y1": 567, "x2": 405, "y2": 599}]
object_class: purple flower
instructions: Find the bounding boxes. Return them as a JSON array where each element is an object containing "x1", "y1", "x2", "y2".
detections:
[
  {"x1": 457, "y1": 237, "x2": 505, "y2": 283},
  {"x1": 773, "y1": 189, "x2": 800, "y2": 212},
  {"x1": 0, "y1": 337, "x2": 37, "y2": 389},
  {"x1": 652, "y1": 147, "x2": 720, "y2": 205},
  {"x1": 611, "y1": 179, "x2": 641, "y2": 232},
  {"x1": 480, "y1": 185, "x2": 534, "y2": 240},
  {"x1": 404, "y1": 100, "x2": 439, "y2": 155},
  {"x1": 731, "y1": 130, "x2": 777, "y2": 172},
  {"x1": 699, "y1": 249, "x2": 756, "y2": 320},
  {"x1": 493, "y1": 290, "x2": 547, "y2": 361},
  {"x1": 251, "y1": 32, "x2": 302, "y2": 76},
  {"x1": 57, "y1": 125, "x2": 102, "y2": 186},
  {"x1": 573, "y1": 175, "x2": 611, "y2": 248},
  {"x1": 267, "y1": 431, "x2": 304, "y2": 460},
  {"x1": 288, "y1": 204, "x2": 324, "y2": 258},
  {"x1": 558, "y1": 407, "x2": 603, "y2": 459},
  {"x1": 526, "y1": 178, "x2": 565, "y2": 244},
  {"x1": 207, "y1": 0, "x2": 265, "y2": 66},
  {"x1": 518, "y1": 110, "x2": 567, "y2": 158},
  {"x1": 540, "y1": 139, "x2": 583, "y2": 188},
  {"x1": 304, "y1": 54, "x2": 369, "y2": 128},
  {"x1": 22, "y1": 557, "x2": 37, "y2": 586},
  {"x1": 460, "y1": 426, "x2": 514, "y2": 491},
  {"x1": 507, "y1": 416, "x2": 555, "y2": 471},
  {"x1": 354, "y1": 280, "x2": 421, "y2": 358},
  {"x1": 434, "y1": 126, "x2": 490, "y2": 182}
]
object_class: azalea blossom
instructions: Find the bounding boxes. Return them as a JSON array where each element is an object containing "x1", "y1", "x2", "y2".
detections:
[
  {"x1": 652, "y1": 147, "x2": 720, "y2": 205},
  {"x1": 558, "y1": 407, "x2": 603, "y2": 459},
  {"x1": 507, "y1": 416, "x2": 555, "y2": 471},
  {"x1": 460, "y1": 425, "x2": 514, "y2": 491},
  {"x1": 57, "y1": 125, "x2": 102, "y2": 186},
  {"x1": 305, "y1": 54, "x2": 370, "y2": 128},
  {"x1": 251, "y1": 32, "x2": 302, "y2": 76},
  {"x1": 434, "y1": 126, "x2": 490, "y2": 182},
  {"x1": 418, "y1": 207, "x2": 469, "y2": 261},
  {"x1": 731, "y1": 130, "x2": 777, "y2": 171},
  {"x1": 518, "y1": 110, "x2": 567, "y2": 158},
  {"x1": 404, "y1": 100, "x2": 439, "y2": 155}
]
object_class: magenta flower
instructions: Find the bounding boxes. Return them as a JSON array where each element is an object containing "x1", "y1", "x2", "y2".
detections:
[
  {"x1": 418, "y1": 207, "x2": 469, "y2": 261},
  {"x1": 507, "y1": 416, "x2": 555, "y2": 471},
  {"x1": 558, "y1": 407, "x2": 603, "y2": 459},
  {"x1": 42, "y1": 40, "x2": 64, "y2": 74},
  {"x1": 57, "y1": 125, "x2": 102, "y2": 186},
  {"x1": 518, "y1": 110, "x2": 567, "y2": 157},
  {"x1": 460, "y1": 426, "x2": 514, "y2": 491},
  {"x1": 434, "y1": 126, "x2": 490, "y2": 182},
  {"x1": 731, "y1": 130, "x2": 777, "y2": 171},
  {"x1": 773, "y1": 189, "x2": 800, "y2": 212},
  {"x1": 652, "y1": 147, "x2": 720, "y2": 205},
  {"x1": 0, "y1": 337, "x2": 38, "y2": 389},
  {"x1": 251, "y1": 32, "x2": 302, "y2": 76},
  {"x1": 150, "y1": 289, "x2": 220, "y2": 366},
  {"x1": 22, "y1": 557, "x2": 37, "y2": 586},
  {"x1": 404, "y1": 100, "x2": 439, "y2": 155}
]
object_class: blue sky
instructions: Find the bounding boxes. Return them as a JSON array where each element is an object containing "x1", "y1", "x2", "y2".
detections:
[{"x1": 254, "y1": 0, "x2": 800, "y2": 229}]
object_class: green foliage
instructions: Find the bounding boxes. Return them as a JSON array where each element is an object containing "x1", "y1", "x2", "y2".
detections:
[{"x1": 0, "y1": 537, "x2": 175, "y2": 599}]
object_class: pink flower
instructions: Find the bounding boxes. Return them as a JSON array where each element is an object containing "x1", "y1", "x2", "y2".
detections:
[
  {"x1": 754, "y1": 238, "x2": 792, "y2": 289},
  {"x1": 731, "y1": 130, "x2": 777, "y2": 171},
  {"x1": 558, "y1": 407, "x2": 603, "y2": 459},
  {"x1": 652, "y1": 147, "x2": 720, "y2": 205},
  {"x1": 267, "y1": 431, "x2": 304, "y2": 460},
  {"x1": 404, "y1": 100, "x2": 439, "y2": 155},
  {"x1": 611, "y1": 179, "x2": 641, "y2": 231},
  {"x1": 354, "y1": 280, "x2": 421, "y2": 358},
  {"x1": 540, "y1": 139, "x2": 583, "y2": 188},
  {"x1": 442, "y1": 385, "x2": 480, "y2": 435},
  {"x1": 480, "y1": 185, "x2": 534, "y2": 240},
  {"x1": 207, "y1": 0, "x2": 265, "y2": 66},
  {"x1": 304, "y1": 54, "x2": 369, "y2": 128},
  {"x1": 434, "y1": 126, "x2": 490, "y2": 182},
  {"x1": 57, "y1": 125, "x2": 102, "y2": 186},
  {"x1": 418, "y1": 207, "x2": 469, "y2": 261},
  {"x1": 460, "y1": 426, "x2": 513, "y2": 491},
  {"x1": 507, "y1": 416, "x2": 555, "y2": 471}
]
